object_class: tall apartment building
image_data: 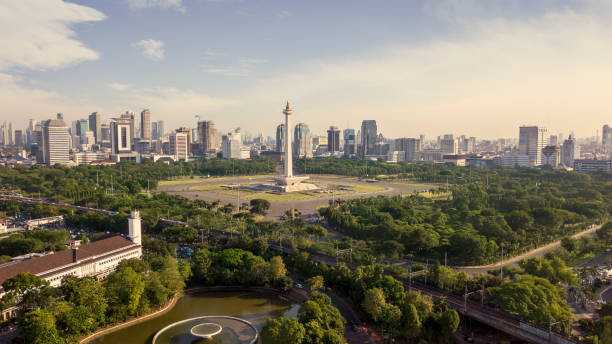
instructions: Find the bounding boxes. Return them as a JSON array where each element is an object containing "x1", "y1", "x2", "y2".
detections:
[
  {"x1": 156, "y1": 121, "x2": 164, "y2": 138},
  {"x1": 343, "y1": 129, "x2": 357, "y2": 156},
  {"x1": 560, "y1": 134, "x2": 579, "y2": 167},
  {"x1": 327, "y1": 126, "x2": 341, "y2": 153},
  {"x1": 222, "y1": 128, "x2": 243, "y2": 159},
  {"x1": 198, "y1": 120, "x2": 219, "y2": 154},
  {"x1": 395, "y1": 138, "x2": 421, "y2": 161},
  {"x1": 276, "y1": 124, "x2": 285, "y2": 153},
  {"x1": 88, "y1": 112, "x2": 101, "y2": 144},
  {"x1": 360, "y1": 120, "x2": 377, "y2": 157},
  {"x1": 603, "y1": 125, "x2": 612, "y2": 150},
  {"x1": 293, "y1": 123, "x2": 312, "y2": 158},
  {"x1": 140, "y1": 109, "x2": 151, "y2": 140},
  {"x1": 542, "y1": 145, "x2": 560, "y2": 168},
  {"x1": 440, "y1": 134, "x2": 458, "y2": 154},
  {"x1": 41, "y1": 119, "x2": 70, "y2": 165},
  {"x1": 170, "y1": 128, "x2": 191, "y2": 161},
  {"x1": 14, "y1": 130, "x2": 24, "y2": 147},
  {"x1": 519, "y1": 126, "x2": 548, "y2": 166}
]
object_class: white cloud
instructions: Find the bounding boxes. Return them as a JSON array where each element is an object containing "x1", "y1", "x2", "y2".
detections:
[
  {"x1": 201, "y1": 57, "x2": 266, "y2": 77},
  {"x1": 231, "y1": 5, "x2": 612, "y2": 138},
  {"x1": 277, "y1": 10, "x2": 293, "y2": 19},
  {"x1": 106, "y1": 82, "x2": 132, "y2": 91},
  {"x1": 0, "y1": 0, "x2": 105, "y2": 71},
  {"x1": 125, "y1": 0, "x2": 185, "y2": 13},
  {"x1": 132, "y1": 39, "x2": 166, "y2": 61}
]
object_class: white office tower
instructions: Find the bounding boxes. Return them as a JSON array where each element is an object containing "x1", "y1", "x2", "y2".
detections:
[
  {"x1": 222, "y1": 128, "x2": 243, "y2": 159},
  {"x1": 41, "y1": 119, "x2": 70, "y2": 165},
  {"x1": 110, "y1": 118, "x2": 133, "y2": 154},
  {"x1": 519, "y1": 126, "x2": 548, "y2": 166},
  {"x1": 128, "y1": 210, "x2": 142, "y2": 245},
  {"x1": 561, "y1": 134, "x2": 579, "y2": 167},
  {"x1": 170, "y1": 128, "x2": 191, "y2": 161}
]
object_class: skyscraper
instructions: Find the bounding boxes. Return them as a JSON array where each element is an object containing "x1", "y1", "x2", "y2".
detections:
[
  {"x1": 395, "y1": 138, "x2": 422, "y2": 161},
  {"x1": 89, "y1": 112, "x2": 101, "y2": 144},
  {"x1": 120, "y1": 112, "x2": 136, "y2": 140},
  {"x1": 140, "y1": 109, "x2": 151, "y2": 140},
  {"x1": 561, "y1": 134, "x2": 579, "y2": 167},
  {"x1": 603, "y1": 125, "x2": 612, "y2": 151},
  {"x1": 198, "y1": 120, "x2": 219, "y2": 154},
  {"x1": 360, "y1": 120, "x2": 377, "y2": 157},
  {"x1": 440, "y1": 134, "x2": 458, "y2": 154},
  {"x1": 276, "y1": 124, "x2": 285, "y2": 153},
  {"x1": 327, "y1": 126, "x2": 341, "y2": 152},
  {"x1": 156, "y1": 120, "x2": 164, "y2": 138},
  {"x1": 77, "y1": 119, "x2": 89, "y2": 144},
  {"x1": 110, "y1": 117, "x2": 133, "y2": 154},
  {"x1": 519, "y1": 126, "x2": 548, "y2": 166},
  {"x1": 151, "y1": 122, "x2": 158, "y2": 139},
  {"x1": 343, "y1": 129, "x2": 357, "y2": 156},
  {"x1": 170, "y1": 128, "x2": 191, "y2": 161},
  {"x1": 222, "y1": 128, "x2": 242, "y2": 159},
  {"x1": 293, "y1": 123, "x2": 312, "y2": 158},
  {"x1": 41, "y1": 118, "x2": 70, "y2": 165}
]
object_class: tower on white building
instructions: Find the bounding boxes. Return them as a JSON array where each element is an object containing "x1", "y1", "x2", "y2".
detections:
[{"x1": 128, "y1": 210, "x2": 142, "y2": 245}]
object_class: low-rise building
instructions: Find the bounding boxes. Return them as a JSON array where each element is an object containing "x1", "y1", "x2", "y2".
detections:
[{"x1": 574, "y1": 159, "x2": 612, "y2": 173}]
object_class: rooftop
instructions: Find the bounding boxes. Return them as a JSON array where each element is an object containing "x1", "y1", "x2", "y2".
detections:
[{"x1": 0, "y1": 235, "x2": 137, "y2": 287}]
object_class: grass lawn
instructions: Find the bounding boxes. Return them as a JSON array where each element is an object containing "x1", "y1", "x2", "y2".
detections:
[
  {"x1": 157, "y1": 177, "x2": 208, "y2": 186},
  {"x1": 349, "y1": 184, "x2": 386, "y2": 193}
]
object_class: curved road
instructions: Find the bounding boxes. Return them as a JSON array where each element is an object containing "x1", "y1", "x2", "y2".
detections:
[{"x1": 457, "y1": 224, "x2": 601, "y2": 275}]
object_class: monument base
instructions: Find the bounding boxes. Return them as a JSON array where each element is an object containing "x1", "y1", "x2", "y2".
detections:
[{"x1": 273, "y1": 175, "x2": 319, "y2": 193}]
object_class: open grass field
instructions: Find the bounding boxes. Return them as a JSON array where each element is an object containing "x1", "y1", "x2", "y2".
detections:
[
  {"x1": 189, "y1": 185, "x2": 224, "y2": 191},
  {"x1": 220, "y1": 190, "x2": 316, "y2": 202}
]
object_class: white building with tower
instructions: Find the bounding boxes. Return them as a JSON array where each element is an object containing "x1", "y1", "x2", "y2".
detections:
[{"x1": 0, "y1": 210, "x2": 143, "y2": 297}]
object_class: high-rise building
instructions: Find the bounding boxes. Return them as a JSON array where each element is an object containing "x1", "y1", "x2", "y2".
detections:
[
  {"x1": 14, "y1": 130, "x2": 24, "y2": 147},
  {"x1": 156, "y1": 120, "x2": 164, "y2": 138},
  {"x1": 222, "y1": 128, "x2": 243, "y2": 159},
  {"x1": 343, "y1": 129, "x2": 357, "y2": 156},
  {"x1": 395, "y1": 138, "x2": 422, "y2": 161},
  {"x1": 276, "y1": 124, "x2": 285, "y2": 153},
  {"x1": 549, "y1": 135, "x2": 558, "y2": 146},
  {"x1": 360, "y1": 120, "x2": 377, "y2": 157},
  {"x1": 519, "y1": 126, "x2": 548, "y2": 166},
  {"x1": 100, "y1": 124, "x2": 110, "y2": 142},
  {"x1": 110, "y1": 117, "x2": 133, "y2": 154},
  {"x1": 88, "y1": 112, "x2": 101, "y2": 144},
  {"x1": 603, "y1": 125, "x2": 612, "y2": 149},
  {"x1": 561, "y1": 134, "x2": 579, "y2": 167},
  {"x1": 170, "y1": 128, "x2": 191, "y2": 160},
  {"x1": 542, "y1": 145, "x2": 560, "y2": 168},
  {"x1": 440, "y1": 134, "x2": 458, "y2": 154},
  {"x1": 7, "y1": 122, "x2": 13, "y2": 145},
  {"x1": 140, "y1": 109, "x2": 151, "y2": 140},
  {"x1": 327, "y1": 126, "x2": 341, "y2": 153},
  {"x1": 151, "y1": 122, "x2": 158, "y2": 140},
  {"x1": 41, "y1": 118, "x2": 70, "y2": 165},
  {"x1": 120, "y1": 112, "x2": 136, "y2": 140},
  {"x1": 198, "y1": 120, "x2": 219, "y2": 154},
  {"x1": 293, "y1": 123, "x2": 312, "y2": 158}
]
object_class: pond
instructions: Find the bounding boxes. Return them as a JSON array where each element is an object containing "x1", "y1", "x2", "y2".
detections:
[{"x1": 90, "y1": 291, "x2": 299, "y2": 344}]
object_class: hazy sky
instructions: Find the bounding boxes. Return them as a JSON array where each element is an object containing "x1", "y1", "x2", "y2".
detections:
[{"x1": 1, "y1": 0, "x2": 611, "y2": 139}]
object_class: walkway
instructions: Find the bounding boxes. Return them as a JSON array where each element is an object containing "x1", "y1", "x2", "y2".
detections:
[{"x1": 457, "y1": 224, "x2": 601, "y2": 275}]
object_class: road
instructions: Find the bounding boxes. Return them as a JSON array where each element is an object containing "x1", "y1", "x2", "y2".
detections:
[{"x1": 457, "y1": 224, "x2": 601, "y2": 276}]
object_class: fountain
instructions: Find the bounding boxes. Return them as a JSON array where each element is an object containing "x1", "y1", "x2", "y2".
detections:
[
  {"x1": 190, "y1": 323, "x2": 223, "y2": 339},
  {"x1": 152, "y1": 316, "x2": 258, "y2": 344}
]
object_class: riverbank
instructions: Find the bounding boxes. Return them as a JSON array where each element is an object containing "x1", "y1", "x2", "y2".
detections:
[{"x1": 79, "y1": 286, "x2": 305, "y2": 344}]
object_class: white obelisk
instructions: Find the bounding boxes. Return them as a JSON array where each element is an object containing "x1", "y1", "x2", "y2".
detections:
[{"x1": 283, "y1": 101, "x2": 293, "y2": 177}]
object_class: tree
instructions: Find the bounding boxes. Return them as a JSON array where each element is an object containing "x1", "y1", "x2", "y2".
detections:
[
  {"x1": 19, "y1": 309, "x2": 64, "y2": 344},
  {"x1": 401, "y1": 303, "x2": 421, "y2": 338},
  {"x1": 60, "y1": 276, "x2": 107, "y2": 328},
  {"x1": 269, "y1": 255, "x2": 288, "y2": 281},
  {"x1": 191, "y1": 247, "x2": 212, "y2": 283},
  {"x1": 105, "y1": 267, "x2": 145, "y2": 321},
  {"x1": 262, "y1": 317, "x2": 305, "y2": 344},
  {"x1": 308, "y1": 275, "x2": 324, "y2": 293},
  {"x1": 362, "y1": 288, "x2": 386, "y2": 322},
  {"x1": 249, "y1": 199, "x2": 271, "y2": 214},
  {"x1": 438, "y1": 309, "x2": 460, "y2": 338},
  {"x1": 597, "y1": 222, "x2": 612, "y2": 246}
]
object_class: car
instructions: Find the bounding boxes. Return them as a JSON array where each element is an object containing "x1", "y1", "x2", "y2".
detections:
[{"x1": 296, "y1": 283, "x2": 303, "y2": 289}]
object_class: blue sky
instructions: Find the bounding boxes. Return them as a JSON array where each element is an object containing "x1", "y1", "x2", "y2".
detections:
[{"x1": 1, "y1": 0, "x2": 611, "y2": 139}]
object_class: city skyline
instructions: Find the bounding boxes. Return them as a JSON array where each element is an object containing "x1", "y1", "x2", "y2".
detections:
[{"x1": 2, "y1": 1, "x2": 612, "y2": 138}]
